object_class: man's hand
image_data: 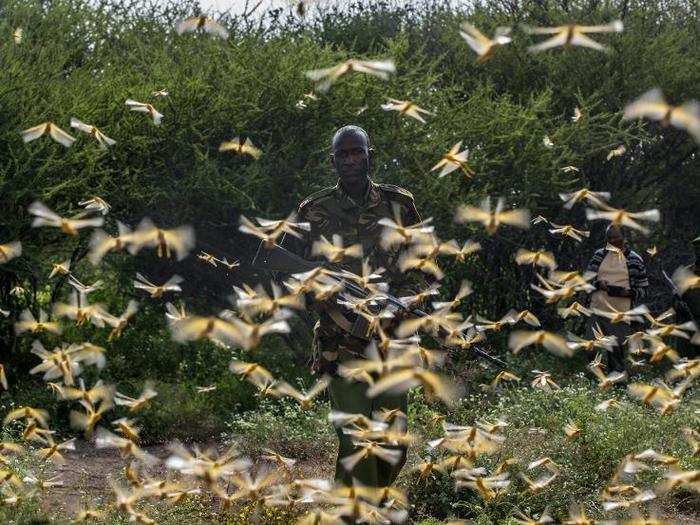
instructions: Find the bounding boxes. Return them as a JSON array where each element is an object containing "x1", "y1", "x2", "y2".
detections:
[
  {"x1": 597, "y1": 280, "x2": 609, "y2": 291},
  {"x1": 310, "y1": 295, "x2": 338, "y2": 313},
  {"x1": 604, "y1": 284, "x2": 632, "y2": 298}
]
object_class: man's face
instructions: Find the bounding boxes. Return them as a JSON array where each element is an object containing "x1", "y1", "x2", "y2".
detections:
[
  {"x1": 331, "y1": 133, "x2": 370, "y2": 186},
  {"x1": 607, "y1": 228, "x2": 625, "y2": 249}
]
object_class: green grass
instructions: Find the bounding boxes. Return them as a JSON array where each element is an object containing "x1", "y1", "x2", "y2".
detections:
[
  {"x1": 404, "y1": 375, "x2": 700, "y2": 523},
  {"x1": 3, "y1": 376, "x2": 698, "y2": 524},
  {"x1": 227, "y1": 396, "x2": 335, "y2": 459}
]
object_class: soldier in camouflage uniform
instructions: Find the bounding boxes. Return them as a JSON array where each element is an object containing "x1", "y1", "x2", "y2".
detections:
[{"x1": 282, "y1": 125, "x2": 426, "y2": 488}]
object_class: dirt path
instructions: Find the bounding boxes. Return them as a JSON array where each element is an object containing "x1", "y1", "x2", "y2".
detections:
[
  {"x1": 40, "y1": 440, "x2": 172, "y2": 516},
  {"x1": 39, "y1": 438, "x2": 334, "y2": 519}
]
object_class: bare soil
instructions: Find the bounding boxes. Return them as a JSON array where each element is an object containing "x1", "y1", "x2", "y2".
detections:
[
  {"x1": 40, "y1": 440, "x2": 172, "y2": 516},
  {"x1": 37, "y1": 437, "x2": 700, "y2": 524},
  {"x1": 39, "y1": 437, "x2": 334, "y2": 519}
]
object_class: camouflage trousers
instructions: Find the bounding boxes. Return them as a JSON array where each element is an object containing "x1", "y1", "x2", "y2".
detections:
[{"x1": 313, "y1": 322, "x2": 409, "y2": 487}]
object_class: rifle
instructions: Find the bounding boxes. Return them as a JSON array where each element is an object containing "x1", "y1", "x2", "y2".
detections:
[
  {"x1": 251, "y1": 241, "x2": 508, "y2": 369},
  {"x1": 662, "y1": 269, "x2": 693, "y2": 321}
]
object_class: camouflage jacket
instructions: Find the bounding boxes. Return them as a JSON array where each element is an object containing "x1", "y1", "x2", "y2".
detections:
[{"x1": 282, "y1": 178, "x2": 428, "y2": 364}]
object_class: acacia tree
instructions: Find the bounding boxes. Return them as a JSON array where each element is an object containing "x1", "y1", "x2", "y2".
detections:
[{"x1": 0, "y1": 0, "x2": 697, "y2": 367}]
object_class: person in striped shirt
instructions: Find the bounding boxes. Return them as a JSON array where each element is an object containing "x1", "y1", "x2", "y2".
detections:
[{"x1": 585, "y1": 225, "x2": 649, "y2": 374}]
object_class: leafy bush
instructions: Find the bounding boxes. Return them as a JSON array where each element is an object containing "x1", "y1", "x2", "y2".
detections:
[
  {"x1": 404, "y1": 377, "x2": 700, "y2": 522},
  {"x1": 228, "y1": 395, "x2": 335, "y2": 459},
  {"x1": 1, "y1": 0, "x2": 698, "y2": 342}
]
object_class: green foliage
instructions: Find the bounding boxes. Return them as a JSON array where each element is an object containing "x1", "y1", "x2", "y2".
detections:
[
  {"x1": 404, "y1": 377, "x2": 700, "y2": 522},
  {"x1": 221, "y1": 502, "x2": 301, "y2": 525},
  {"x1": 228, "y1": 395, "x2": 335, "y2": 459},
  {"x1": 1, "y1": 0, "x2": 698, "y2": 323},
  {"x1": 0, "y1": 498, "x2": 52, "y2": 524}
]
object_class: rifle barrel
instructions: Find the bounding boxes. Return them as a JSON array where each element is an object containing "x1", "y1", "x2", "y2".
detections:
[
  {"x1": 329, "y1": 269, "x2": 507, "y2": 368},
  {"x1": 253, "y1": 242, "x2": 508, "y2": 369}
]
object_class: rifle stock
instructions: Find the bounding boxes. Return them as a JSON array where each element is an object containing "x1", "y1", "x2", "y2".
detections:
[
  {"x1": 663, "y1": 269, "x2": 694, "y2": 321},
  {"x1": 251, "y1": 241, "x2": 507, "y2": 369},
  {"x1": 251, "y1": 239, "x2": 321, "y2": 274}
]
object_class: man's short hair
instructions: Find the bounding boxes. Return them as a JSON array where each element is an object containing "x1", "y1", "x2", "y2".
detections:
[
  {"x1": 605, "y1": 224, "x2": 624, "y2": 238},
  {"x1": 332, "y1": 125, "x2": 370, "y2": 151}
]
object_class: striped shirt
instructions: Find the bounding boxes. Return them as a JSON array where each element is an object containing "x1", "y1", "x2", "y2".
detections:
[{"x1": 586, "y1": 247, "x2": 649, "y2": 305}]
